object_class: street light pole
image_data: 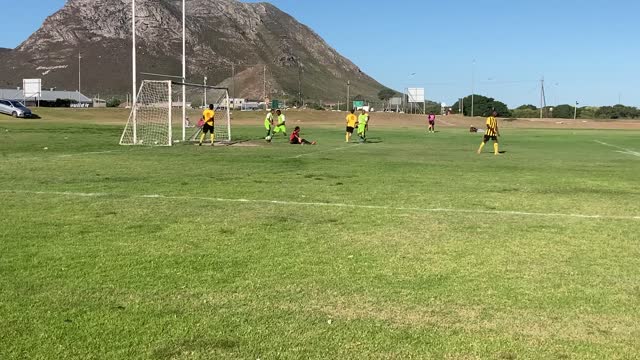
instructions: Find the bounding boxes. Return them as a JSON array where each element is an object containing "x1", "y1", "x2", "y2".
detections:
[{"x1": 574, "y1": 101, "x2": 579, "y2": 120}]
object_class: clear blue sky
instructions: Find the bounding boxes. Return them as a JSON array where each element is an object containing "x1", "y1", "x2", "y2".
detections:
[{"x1": 2, "y1": 0, "x2": 639, "y2": 107}]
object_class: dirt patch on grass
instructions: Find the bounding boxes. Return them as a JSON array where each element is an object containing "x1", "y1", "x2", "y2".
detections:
[
  {"x1": 230, "y1": 110, "x2": 640, "y2": 130},
  {"x1": 295, "y1": 294, "x2": 639, "y2": 344}
]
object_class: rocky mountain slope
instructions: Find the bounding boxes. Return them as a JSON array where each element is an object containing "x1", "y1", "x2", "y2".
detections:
[{"x1": 0, "y1": 0, "x2": 386, "y2": 103}]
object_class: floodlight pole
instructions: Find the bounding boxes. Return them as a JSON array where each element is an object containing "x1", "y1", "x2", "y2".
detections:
[
  {"x1": 132, "y1": 0, "x2": 137, "y2": 144},
  {"x1": 181, "y1": 0, "x2": 186, "y2": 142},
  {"x1": 574, "y1": 101, "x2": 578, "y2": 120}
]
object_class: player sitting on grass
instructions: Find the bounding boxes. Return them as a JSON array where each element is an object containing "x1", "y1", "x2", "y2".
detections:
[
  {"x1": 199, "y1": 104, "x2": 215, "y2": 146},
  {"x1": 346, "y1": 109, "x2": 357, "y2": 142},
  {"x1": 272, "y1": 109, "x2": 287, "y2": 139},
  {"x1": 357, "y1": 109, "x2": 369, "y2": 143},
  {"x1": 264, "y1": 109, "x2": 275, "y2": 140},
  {"x1": 477, "y1": 111, "x2": 500, "y2": 155},
  {"x1": 290, "y1": 126, "x2": 317, "y2": 145},
  {"x1": 428, "y1": 113, "x2": 436, "y2": 133}
]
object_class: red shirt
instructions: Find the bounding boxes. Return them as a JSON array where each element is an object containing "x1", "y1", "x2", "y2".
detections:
[{"x1": 290, "y1": 130, "x2": 300, "y2": 143}]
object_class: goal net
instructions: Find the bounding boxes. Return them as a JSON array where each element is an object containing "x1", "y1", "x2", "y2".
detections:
[{"x1": 120, "y1": 80, "x2": 231, "y2": 146}]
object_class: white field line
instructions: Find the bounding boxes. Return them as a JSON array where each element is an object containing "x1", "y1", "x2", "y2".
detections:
[
  {"x1": 595, "y1": 140, "x2": 640, "y2": 158},
  {"x1": 58, "y1": 150, "x2": 121, "y2": 158},
  {"x1": 1, "y1": 150, "x2": 123, "y2": 162},
  {"x1": 291, "y1": 144, "x2": 361, "y2": 159},
  {"x1": 437, "y1": 119, "x2": 455, "y2": 126},
  {"x1": 2, "y1": 190, "x2": 639, "y2": 221}
]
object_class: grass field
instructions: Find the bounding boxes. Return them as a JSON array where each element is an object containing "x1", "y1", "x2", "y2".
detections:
[{"x1": 1, "y1": 110, "x2": 639, "y2": 359}]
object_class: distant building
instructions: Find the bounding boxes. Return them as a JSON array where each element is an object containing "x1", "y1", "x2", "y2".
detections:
[
  {"x1": 220, "y1": 98, "x2": 245, "y2": 110},
  {"x1": 0, "y1": 88, "x2": 92, "y2": 106}
]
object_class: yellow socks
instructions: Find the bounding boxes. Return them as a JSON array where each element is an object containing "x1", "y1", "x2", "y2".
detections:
[
  {"x1": 494, "y1": 143, "x2": 499, "y2": 155},
  {"x1": 477, "y1": 142, "x2": 485, "y2": 154},
  {"x1": 210, "y1": 133, "x2": 215, "y2": 145},
  {"x1": 346, "y1": 133, "x2": 350, "y2": 142},
  {"x1": 199, "y1": 133, "x2": 205, "y2": 144}
]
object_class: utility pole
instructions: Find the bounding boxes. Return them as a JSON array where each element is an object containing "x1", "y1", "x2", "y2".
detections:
[
  {"x1": 231, "y1": 63, "x2": 235, "y2": 110},
  {"x1": 297, "y1": 64, "x2": 303, "y2": 106},
  {"x1": 471, "y1": 59, "x2": 475, "y2": 117},
  {"x1": 540, "y1": 77, "x2": 546, "y2": 119},
  {"x1": 263, "y1": 65, "x2": 267, "y2": 104},
  {"x1": 574, "y1": 101, "x2": 579, "y2": 120},
  {"x1": 346, "y1": 80, "x2": 350, "y2": 111}
]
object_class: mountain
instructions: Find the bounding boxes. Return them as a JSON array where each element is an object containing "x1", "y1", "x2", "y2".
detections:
[{"x1": 0, "y1": 0, "x2": 386, "y2": 103}]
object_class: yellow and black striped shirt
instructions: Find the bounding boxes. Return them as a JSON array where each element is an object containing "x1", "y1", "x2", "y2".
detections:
[{"x1": 485, "y1": 116, "x2": 498, "y2": 136}]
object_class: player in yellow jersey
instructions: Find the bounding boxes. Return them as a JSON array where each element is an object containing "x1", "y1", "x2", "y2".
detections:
[
  {"x1": 272, "y1": 109, "x2": 287, "y2": 138},
  {"x1": 264, "y1": 109, "x2": 275, "y2": 140},
  {"x1": 200, "y1": 104, "x2": 215, "y2": 146},
  {"x1": 345, "y1": 109, "x2": 357, "y2": 142},
  {"x1": 356, "y1": 109, "x2": 368, "y2": 143},
  {"x1": 477, "y1": 111, "x2": 500, "y2": 155}
]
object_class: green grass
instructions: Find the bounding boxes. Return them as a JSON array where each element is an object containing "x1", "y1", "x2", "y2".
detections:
[{"x1": 1, "y1": 117, "x2": 639, "y2": 359}]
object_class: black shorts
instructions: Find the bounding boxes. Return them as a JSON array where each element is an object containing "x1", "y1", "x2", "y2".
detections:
[
  {"x1": 429, "y1": 121, "x2": 435, "y2": 126},
  {"x1": 346, "y1": 126, "x2": 355, "y2": 134},
  {"x1": 203, "y1": 123, "x2": 214, "y2": 134},
  {"x1": 290, "y1": 139, "x2": 299, "y2": 145},
  {"x1": 483, "y1": 135, "x2": 498, "y2": 142}
]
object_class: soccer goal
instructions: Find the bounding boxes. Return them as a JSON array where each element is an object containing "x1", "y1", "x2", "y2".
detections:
[{"x1": 120, "y1": 80, "x2": 231, "y2": 146}]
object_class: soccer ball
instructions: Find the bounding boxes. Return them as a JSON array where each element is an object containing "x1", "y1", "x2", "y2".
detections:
[{"x1": 265, "y1": 135, "x2": 272, "y2": 142}]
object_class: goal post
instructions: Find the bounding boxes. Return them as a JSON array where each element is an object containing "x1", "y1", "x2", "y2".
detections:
[
  {"x1": 120, "y1": 80, "x2": 232, "y2": 146},
  {"x1": 179, "y1": 81, "x2": 232, "y2": 144},
  {"x1": 120, "y1": 80, "x2": 172, "y2": 146}
]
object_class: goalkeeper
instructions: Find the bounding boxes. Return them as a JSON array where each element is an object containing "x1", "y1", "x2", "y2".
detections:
[
  {"x1": 199, "y1": 104, "x2": 215, "y2": 146},
  {"x1": 272, "y1": 109, "x2": 287, "y2": 138}
]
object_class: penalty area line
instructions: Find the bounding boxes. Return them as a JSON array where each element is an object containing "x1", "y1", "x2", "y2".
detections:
[
  {"x1": 595, "y1": 140, "x2": 640, "y2": 158},
  {"x1": 1, "y1": 189, "x2": 639, "y2": 221}
]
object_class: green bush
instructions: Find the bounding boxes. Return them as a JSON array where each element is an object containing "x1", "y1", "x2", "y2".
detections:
[{"x1": 106, "y1": 98, "x2": 122, "y2": 108}]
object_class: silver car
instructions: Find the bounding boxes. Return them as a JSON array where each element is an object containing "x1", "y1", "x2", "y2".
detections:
[{"x1": 0, "y1": 99, "x2": 33, "y2": 118}]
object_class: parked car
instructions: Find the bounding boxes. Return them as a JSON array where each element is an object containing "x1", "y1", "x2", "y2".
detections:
[{"x1": 0, "y1": 99, "x2": 33, "y2": 118}]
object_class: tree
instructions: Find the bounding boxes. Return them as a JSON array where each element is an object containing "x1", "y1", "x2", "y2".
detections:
[
  {"x1": 595, "y1": 105, "x2": 640, "y2": 119},
  {"x1": 377, "y1": 88, "x2": 396, "y2": 102},
  {"x1": 578, "y1": 106, "x2": 598, "y2": 119},
  {"x1": 512, "y1": 107, "x2": 538, "y2": 118},
  {"x1": 551, "y1": 104, "x2": 575, "y2": 119},
  {"x1": 516, "y1": 104, "x2": 537, "y2": 110},
  {"x1": 451, "y1": 95, "x2": 511, "y2": 117},
  {"x1": 106, "y1": 98, "x2": 121, "y2": 108}
]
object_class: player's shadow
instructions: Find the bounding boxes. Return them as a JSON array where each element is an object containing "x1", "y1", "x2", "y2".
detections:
[
  {"x1": 499, "y1": 151, "x2": 507, "y2": 154},
  {"x1": 364, "y1": 138, "x2": 383, "y2": 144}
]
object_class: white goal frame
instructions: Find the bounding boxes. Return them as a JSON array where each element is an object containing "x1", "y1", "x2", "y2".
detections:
[{"x1": 120, "y1": 80, "x2": 231, "y2": 146}]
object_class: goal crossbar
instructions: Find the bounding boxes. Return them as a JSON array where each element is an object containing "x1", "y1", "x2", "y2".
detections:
[{"x1": 171, "y1": 81, "x2": 228, "y2": 91}]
